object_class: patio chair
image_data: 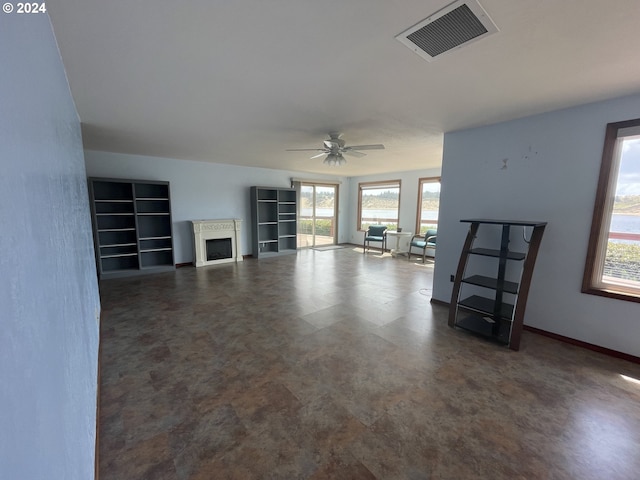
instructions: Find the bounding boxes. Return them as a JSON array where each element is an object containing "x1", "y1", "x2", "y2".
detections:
[
  {"x1": 363, "y1": 225, "x2": 387, "y2": 254},
  {"x1": 408, "y1": 229, "x2": 437, "y2": 263}
]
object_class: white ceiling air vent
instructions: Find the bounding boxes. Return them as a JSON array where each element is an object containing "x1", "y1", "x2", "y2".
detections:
[{"x1": 396, "y1": 0, "x2": 498, "y2": 62}]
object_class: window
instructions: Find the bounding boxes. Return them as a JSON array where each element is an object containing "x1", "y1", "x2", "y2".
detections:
[
  {"x1": 583, "y1": 119, "x2": 640, "y2": 302},
  {"x1": 358, "y1": 180, "x2": 401, "y2": 231},
  {"x1": 416, "y1": 177, "x2": 441, "y2": 235}
]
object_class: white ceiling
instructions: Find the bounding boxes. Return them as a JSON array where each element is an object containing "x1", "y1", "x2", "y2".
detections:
[{"x1": 49, "y1": 0, "x2": 640, "y2": 177}]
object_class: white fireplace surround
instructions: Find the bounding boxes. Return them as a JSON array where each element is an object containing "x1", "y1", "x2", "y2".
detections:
[{"x1": 191, "y1": 219, "x2": 243, "y2": 267}]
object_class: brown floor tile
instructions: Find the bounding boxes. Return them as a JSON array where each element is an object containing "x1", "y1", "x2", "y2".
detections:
[{"x1": 98, "y1": 248, "x2": 640, "y2": 480}]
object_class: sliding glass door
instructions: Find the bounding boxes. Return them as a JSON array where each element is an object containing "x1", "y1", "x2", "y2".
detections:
[{"x1": 298, "y1": 184, "x2": 337, "y2": 248}]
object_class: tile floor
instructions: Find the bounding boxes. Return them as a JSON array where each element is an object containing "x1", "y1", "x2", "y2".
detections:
[{"x1": 98, "y1": 247, "x2": 640, "y2": 479}]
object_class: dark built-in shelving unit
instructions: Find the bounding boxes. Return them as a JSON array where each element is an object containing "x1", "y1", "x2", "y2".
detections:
[
  {"x1": 88, "y1": 178, "x2": 175, "y2": 279},
  {"x1": 448, "y1": 219, "x2": 546, "y2": 350},
  {"x1": 250, "y1": 186, "x2": 297, "y2": 258}
]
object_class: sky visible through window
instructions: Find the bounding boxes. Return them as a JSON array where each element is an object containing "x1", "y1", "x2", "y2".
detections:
[{"x1": 615, "y1": 138, "x2": 640, "y2": 195}]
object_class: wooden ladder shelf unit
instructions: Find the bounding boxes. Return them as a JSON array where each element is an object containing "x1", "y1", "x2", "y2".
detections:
[{"x1": 448, "y1": 219, "x2": 547, "y2": 350}]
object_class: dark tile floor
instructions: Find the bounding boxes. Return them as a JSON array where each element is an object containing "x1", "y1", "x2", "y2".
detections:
[{"x1": 98, "y1": 247, "x2": 640, "y2": 479}]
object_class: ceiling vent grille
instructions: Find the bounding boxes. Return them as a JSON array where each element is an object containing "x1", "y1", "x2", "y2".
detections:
[{"x1": 396, "y1": 0, "x2": 498, "y2": 62}]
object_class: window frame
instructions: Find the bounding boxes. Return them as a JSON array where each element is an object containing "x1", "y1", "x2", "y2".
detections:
[
  {"x1": 582, "y1": 118, "x2": 640, "y2": 303},
  {"x1": 415, "y1": 176, "x2": 441, "y2": 236},
  {"x1": 357, "y1": 180, "x2": 401, "y2": 232}
]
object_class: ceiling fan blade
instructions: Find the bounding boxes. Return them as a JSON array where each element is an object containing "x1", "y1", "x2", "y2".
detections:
[
  {"x1": 309, "y1": 152, "x2": 327, "y2": 159},
  {"x1": 285, "y1": 148, "x2": 325, "y2": 152},
  {"x1": 324, "y1": 140, "x2": 340, "y2": 149},
  {"x1": 346, "y1": 144, "x2": 385, "y2": 150},
  {"x1": 343, "y1": 150, "x2": 366, "y2": 158}
]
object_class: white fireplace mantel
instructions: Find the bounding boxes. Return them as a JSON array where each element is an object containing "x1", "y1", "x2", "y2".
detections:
[{"x1": 191, "y1": 219, "x2": 243, "y2": 267}]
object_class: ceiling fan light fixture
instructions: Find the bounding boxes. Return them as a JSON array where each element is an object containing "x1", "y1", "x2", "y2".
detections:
[{"x1": 324, "y1": 153, "x2": 344, "y2": 166}]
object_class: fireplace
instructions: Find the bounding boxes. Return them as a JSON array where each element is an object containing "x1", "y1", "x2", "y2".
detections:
[{"x1": 191, "y1": 219, "x2": 243, "y2": 267}]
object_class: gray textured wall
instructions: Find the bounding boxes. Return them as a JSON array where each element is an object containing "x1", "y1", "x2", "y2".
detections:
[{"x1": 0, "y1": 14, "x2": 101, "y2": 479}]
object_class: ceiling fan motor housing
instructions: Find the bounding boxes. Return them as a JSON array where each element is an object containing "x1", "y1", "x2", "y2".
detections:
[{"x1": 325, "y1": 133, "x2": 346, "y2": 150}]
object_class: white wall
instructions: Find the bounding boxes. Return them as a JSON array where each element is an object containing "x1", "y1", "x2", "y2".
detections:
[
  {"x1": 0, "y1": 14, "x2": 101, "y2": 479},
  {"x1": 84, "y1": 151, "x2": 349, "y2": 263},
  {"x1": 433, "y1": 93, "x2": 640, "y2": 357},
  {"x1": 346, "y1": 168, "x2": 441, "y2": 244}
]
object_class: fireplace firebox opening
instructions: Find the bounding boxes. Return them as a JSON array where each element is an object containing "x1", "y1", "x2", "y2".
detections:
[{"x1": 206, "y1": 238, "x2": 232, "y2": 261}]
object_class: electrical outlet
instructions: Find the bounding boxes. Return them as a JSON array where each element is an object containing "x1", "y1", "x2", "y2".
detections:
[{"x1": 450, "y1": 274, "x2": 455, "y2": 282}]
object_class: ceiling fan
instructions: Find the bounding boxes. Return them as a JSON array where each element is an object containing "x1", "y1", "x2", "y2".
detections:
[{"x1": 286, "y1": 132, "x2": 385, "y2": 166}]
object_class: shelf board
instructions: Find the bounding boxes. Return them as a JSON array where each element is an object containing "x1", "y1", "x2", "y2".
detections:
[
  {"x1": 462, "y1": 275, "x2": 519, "y2": 294},
  {"x1": 467, "y1": 248, "x2": 526, "y2": 260},
  {"x1": 139, "y1": 236, "x2": 171, "y2": 240},
  {"x1": 258, "y1": 221, "x2": 278, "y2": 225},
  {"x1": 454, "y1": 313, "x2": 511, "y2": 345},
  {"x1": 256, "y1": 250, "x2": 280, "y2": 257},
  {"x1": 94, "y1": 199, "x2": 133, "y2": 203},
  {"x1": 96, "y1": 213, "x2": 134, "y2": 216},
  {"x1": 258, "y1": 239, "x2": 278, "y2": 243},
  {"x1": 461, "y1": 219, "x2": 547, "y2": 227},
  {"x1": 458, "y1": 295, "x2": 514, "y2": 319},
  {"x1": 100, "y1": 253, "x2": 138, "y2": 259},
  {"x1": 279, "y1": 235, "x2": 296, "y2": 238},
  {"x1": 258, "y1": 199, "x2": 277, "y2": 203},
  {"x1": 101, "y1": 268, "x2": 139, "y2": 275},
  {"x1": 141, "y1": 248, "x2": 173, "y2": 253},
  {"x1": 98, "y1": 228, "x2": 136, "y2": 232},
  {"x1": 101, "y1": 242, "x2": 137, "y2": 248},
  {"x1": 137, "y1": 212, "x2": 170, "y2": 216},
  {"x1": 279, "y1": 219, "x2": 296, "y2": 222},
  {"x1": 136, "y1": 197, "x2": 169, "y2": 201}
]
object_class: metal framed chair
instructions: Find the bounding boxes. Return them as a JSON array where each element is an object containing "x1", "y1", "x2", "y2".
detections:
[
  {"x1": 408, "y1": 229, "x2": 437, "y2": 263},
  {"x1": 363, "y1": 225, "x2": 387, "y2": 254}
]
